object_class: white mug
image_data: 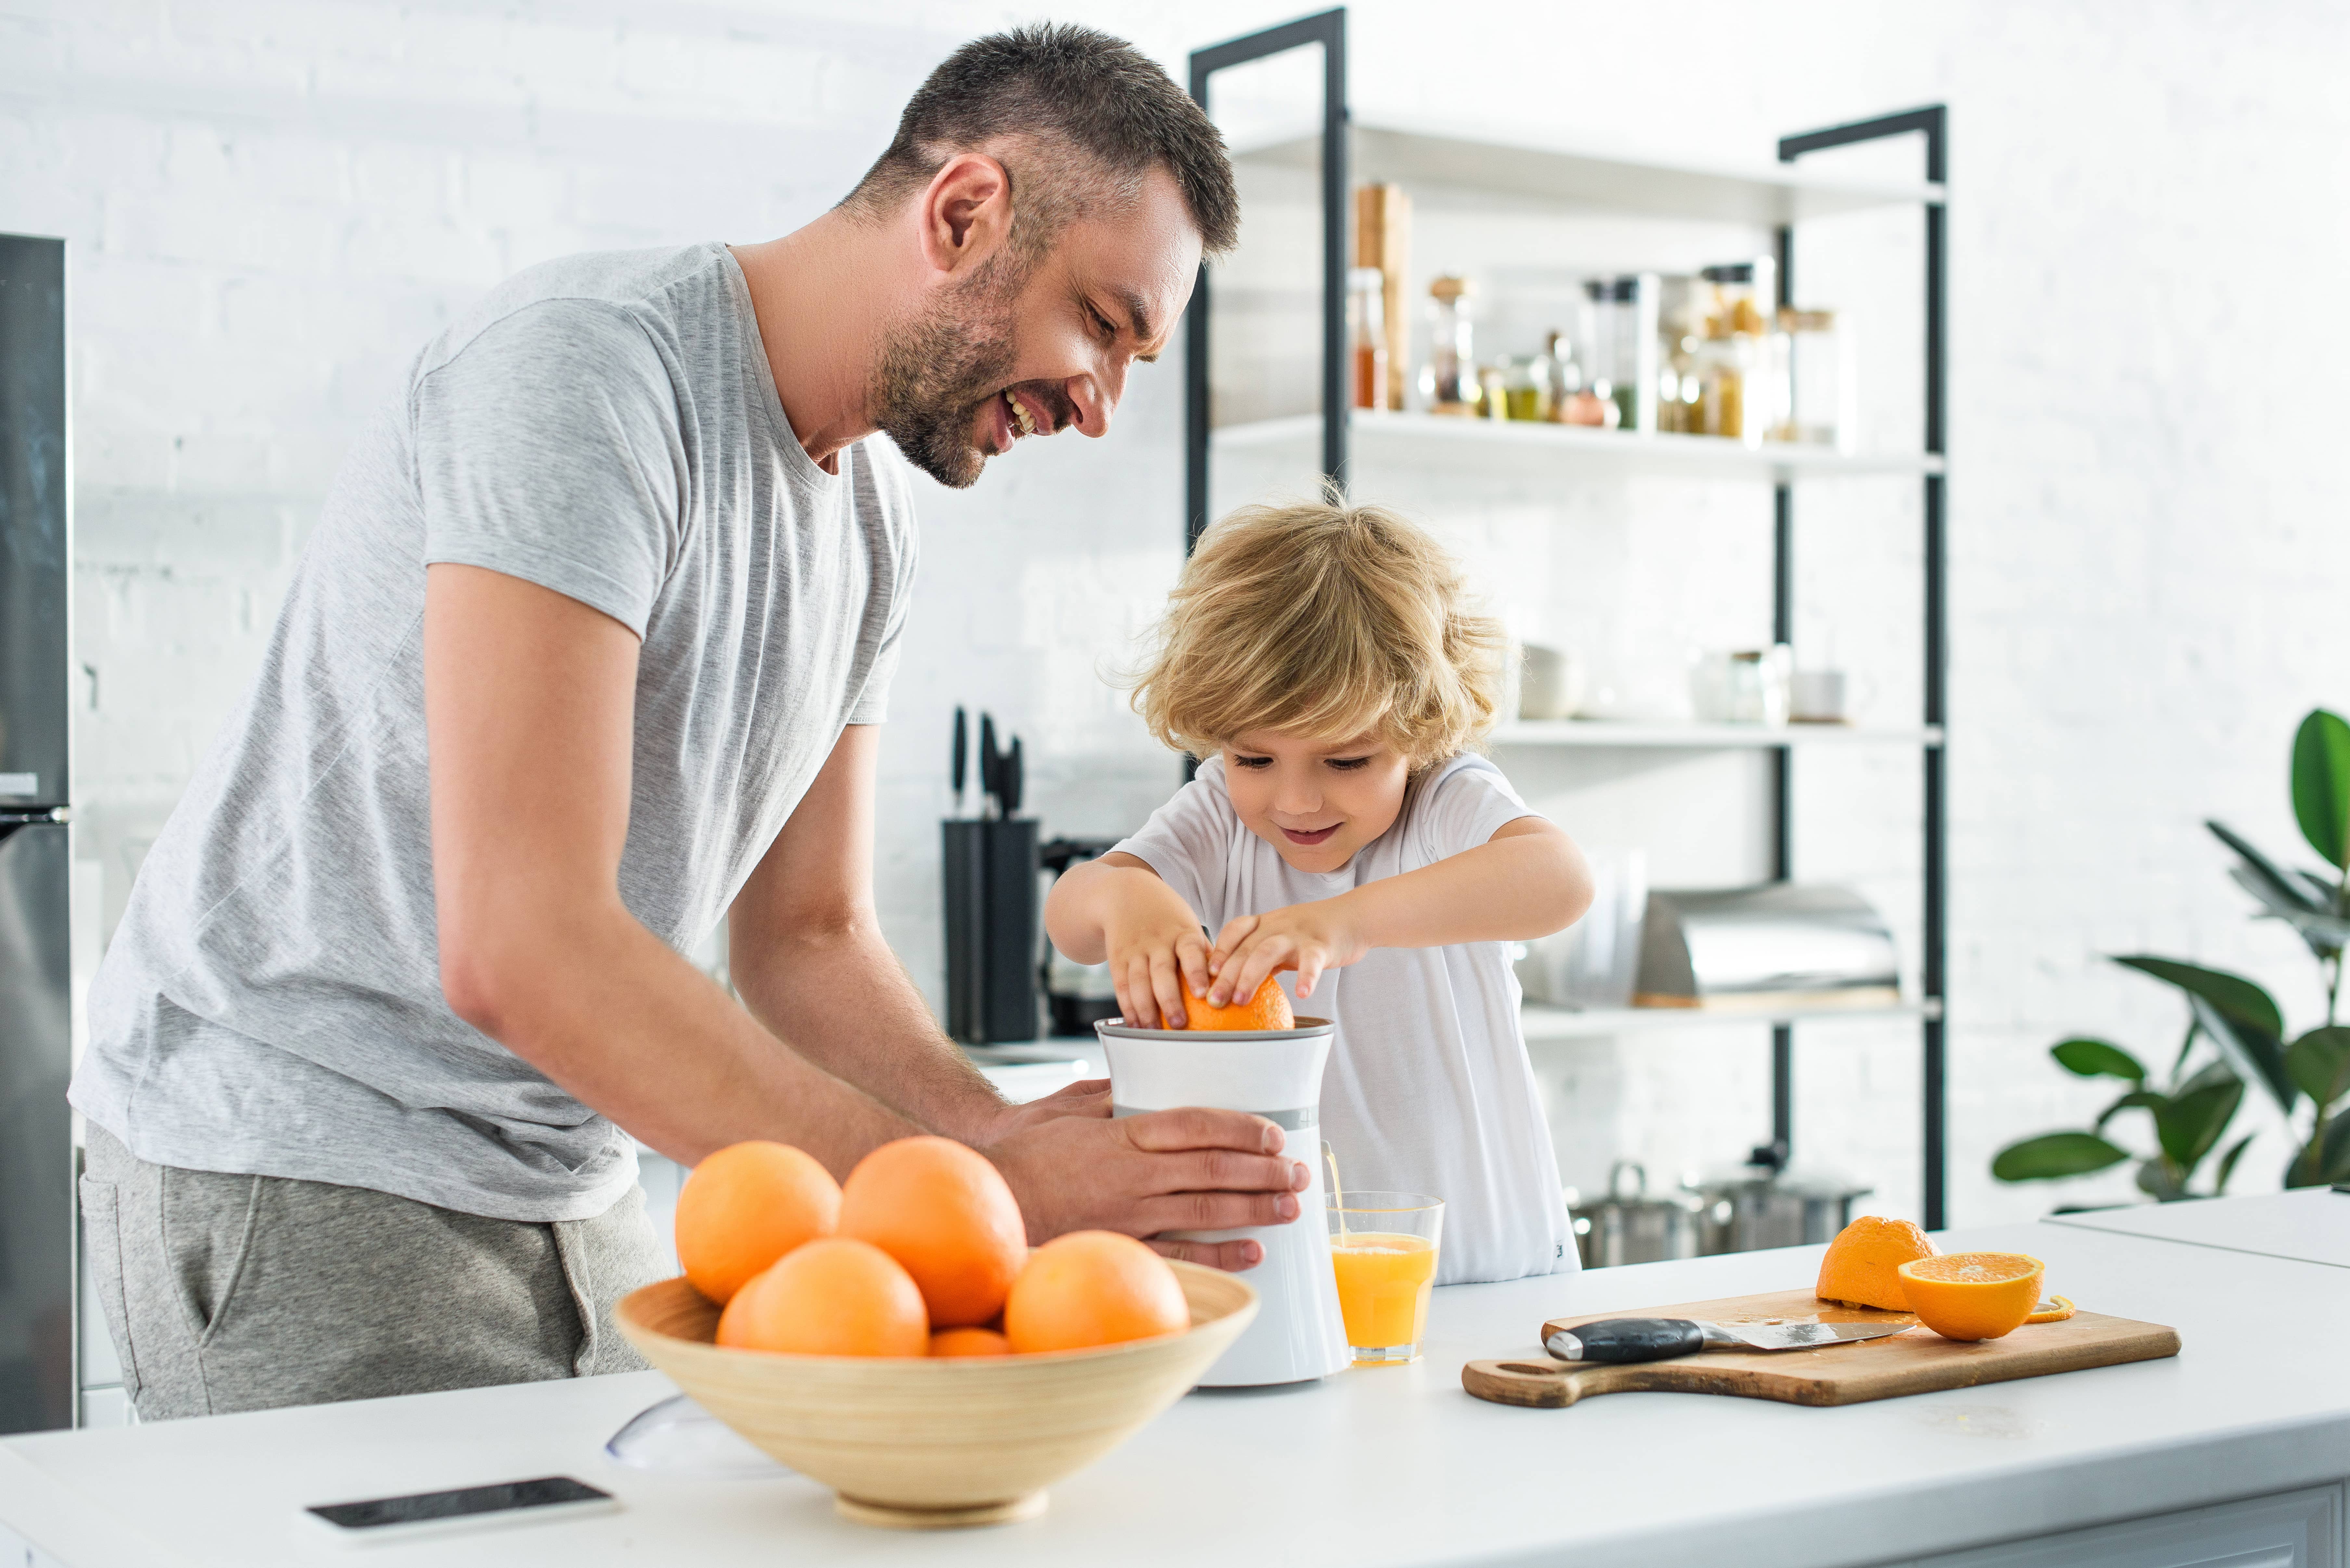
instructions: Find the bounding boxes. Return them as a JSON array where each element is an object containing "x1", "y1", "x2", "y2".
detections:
[{"x1": 1519, "y1": 644, "x2": 1587, "y2": 721}]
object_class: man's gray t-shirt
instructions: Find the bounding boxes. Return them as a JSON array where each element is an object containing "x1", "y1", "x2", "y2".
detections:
[{"x1": 71, "y1": 242, "x2": 918, "y2": 1222}]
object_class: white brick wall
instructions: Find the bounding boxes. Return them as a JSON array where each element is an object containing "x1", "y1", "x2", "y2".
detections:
[{"x1": 9, "y1": 0, "x2": 2348, "y2": 1228}]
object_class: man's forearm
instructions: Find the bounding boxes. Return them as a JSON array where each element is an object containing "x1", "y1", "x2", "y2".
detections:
[
  {"x1": 456, "y1": 903, "x2": 920, "y2": 1176},
  {"x1": 733, "y1": 917, "x2": 1013, "y2": 1147}
]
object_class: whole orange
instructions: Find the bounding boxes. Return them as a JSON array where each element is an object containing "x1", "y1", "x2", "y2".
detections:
[
  {"x1": 839, "y1": 1136, "x2": 1028, "y2": 1328},
  {"x1": 1003, "y1": 1230, "x2": 1188, "y2": 1354},
  {"x1": 674, "y1": 1141, "x2": 841, "y2": 1305},
  {"x1": 1182, "y1": 975, "x2": 1294, "y2": 1031},
  {"x1": 715, "y1": 1237, "x2": 928, "y2": 1357},
  {"x1": 929, "y1": 1326, "x2": 1013, "y2": 1358},
  {"x1": 1816, "y1": 1215, "x2": 1938, "y2": 1311}
]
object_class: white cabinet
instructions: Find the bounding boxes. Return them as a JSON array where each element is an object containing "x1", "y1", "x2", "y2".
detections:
[{"x1": 1891, "y1": 1483, "x2": 2346, "y2": 1568}]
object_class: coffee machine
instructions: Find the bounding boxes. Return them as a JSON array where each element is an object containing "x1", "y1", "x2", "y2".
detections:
[{"x1": 1095, "y1": 1017, "x2": 1349, "y2": 1386}]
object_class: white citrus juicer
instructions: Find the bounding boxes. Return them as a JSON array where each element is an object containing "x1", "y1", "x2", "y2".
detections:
[{"x1": 1095, "y1": 1017, "x2": 1350, "y2": 1386}]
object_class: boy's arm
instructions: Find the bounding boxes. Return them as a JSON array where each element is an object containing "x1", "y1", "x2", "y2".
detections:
[
  {"x1": 1206, "y1": 817, "x2": 1592, "y2": 1007},
  {"x1": 1045, "y1": 851, "x2": 1214, "y2": 1029}
]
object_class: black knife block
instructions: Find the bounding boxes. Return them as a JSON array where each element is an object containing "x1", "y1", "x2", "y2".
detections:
[{"x1": 943, "y1": 818, "x2": 1040, "y2": 1044}]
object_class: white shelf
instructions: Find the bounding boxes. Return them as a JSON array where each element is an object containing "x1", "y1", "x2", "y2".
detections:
[
  {"x1": 1232, "y1": 118, "x2": 1944, "y2": 224},
  {"x1": 1493, "y1": 720, "x2": 1944, "y2": 749},
  {"x1": 1213, "y1": 411, "x2": 1944, "y2": 482},
  {"x1": 1521, "y1": 998, "x2": 1937, "y2": 1042}
]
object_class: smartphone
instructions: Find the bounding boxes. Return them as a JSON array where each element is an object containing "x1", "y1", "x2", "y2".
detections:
[{"x1": 302, "y1": 1475, "x2": 618, "y2": 1546}]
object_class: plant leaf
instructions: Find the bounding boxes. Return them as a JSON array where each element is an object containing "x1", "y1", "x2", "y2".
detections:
[
  {"x1": 1991, "y1": 1131, "x2": 2131, "y2": 1182},
  {"x1": 2173, "y1": 1058, "x2": 2241, "y2": 1099},
  {"x1": 2291, "y1": 708, "x2": 2350, "y2": 870},
  {"x1": 2212, "y1": 1133, "x2": 2255, "y2": 1194},
  {"x1": 2136, "y1": 1159, "x2": 2187, "y2": 1201},
  {"x1": 2153, "y1": 1076, "x2": 2243, "y2": 1171},
  {"x1": 2113, "y1": 955, "x2": 2285, "y2": 1037},
  {"x1": 2292, "y1": 867, "x2": 2342, "y2": 907},
  {"x1": 2093, "y1": 1089, "x2": 2168, "y2": 1131},
  {"x1": 2208, "y1": 820, "x2": 2327, "y2": 912},
  {"x1": 2287, "y1": 1026, "x2": 2350, "y2": 1107},
  {"x1": 2051, "y1": 1038, "x2": 2146, "y2": 1081},
  {"x1": 2321, "y1": 1115, "x2": 2350, "y2": 1183},
  {"x1": 2225, "y1": 866, "x2": 2350, "y2": 950},
  {"x1": 2187, "y1": 994, "x2": 2298, "y2": 1116}
]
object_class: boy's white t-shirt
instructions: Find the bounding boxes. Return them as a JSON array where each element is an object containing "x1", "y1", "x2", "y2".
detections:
[{"x1": 1111, "y1": 752, "x2": 1574, "y2": 1285}]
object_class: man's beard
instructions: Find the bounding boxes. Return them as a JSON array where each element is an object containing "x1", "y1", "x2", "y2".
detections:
[{"x1": 873, "y1": 254, "x2": 1025, "y2": 489}]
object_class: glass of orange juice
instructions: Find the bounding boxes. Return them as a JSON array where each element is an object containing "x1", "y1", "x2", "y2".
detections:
[{"x1": 1327, "y1": 1192, "x2": 1443, "y2": 1367}]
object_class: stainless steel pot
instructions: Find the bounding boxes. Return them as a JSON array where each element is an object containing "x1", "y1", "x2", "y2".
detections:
[
  {"x1": 1564, "y1": 1161, "x2": 1705, "y2": 1268},
  {"x1": 1687, "y1": 1148, "x2": 1873, "y2": 1254}
]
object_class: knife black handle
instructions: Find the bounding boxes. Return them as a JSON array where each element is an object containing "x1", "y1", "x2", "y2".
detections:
[{"x1": 1548, "y1": 1319, "x2": 1706, "y2": 1365}]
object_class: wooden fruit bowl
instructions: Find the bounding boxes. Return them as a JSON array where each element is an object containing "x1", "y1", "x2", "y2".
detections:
[{"x1": 614, "y1": 1260, "x2": 1257, "y2": 1529}]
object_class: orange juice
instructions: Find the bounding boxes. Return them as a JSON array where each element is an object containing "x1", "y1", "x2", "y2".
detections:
[{"x1": 1330, "y1": 1232, "x2": 1438, "y2": 1358}]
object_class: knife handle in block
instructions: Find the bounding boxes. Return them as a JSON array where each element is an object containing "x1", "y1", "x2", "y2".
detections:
[{"x1": 1547, "y1": 1319, "x2": 1706, "y2": 1364}]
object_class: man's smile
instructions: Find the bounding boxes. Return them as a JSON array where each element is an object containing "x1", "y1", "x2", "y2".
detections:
[{"x1": 982, "y1": 386, "x2": 1065, "y2": 454}]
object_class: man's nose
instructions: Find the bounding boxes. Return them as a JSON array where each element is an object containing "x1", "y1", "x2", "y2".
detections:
[{"x1": 1066, "y1": 366, "x2": 1123, "y2": 437}]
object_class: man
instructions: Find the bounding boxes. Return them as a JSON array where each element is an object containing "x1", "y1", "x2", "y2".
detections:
[{"x1": 72, "y1": 24, "x2": 1306, "y2": 1421}]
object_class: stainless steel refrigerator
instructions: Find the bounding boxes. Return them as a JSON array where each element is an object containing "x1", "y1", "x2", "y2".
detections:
[{"x1": 0, "y1": 233, "x2": 73, "y2": 1433}]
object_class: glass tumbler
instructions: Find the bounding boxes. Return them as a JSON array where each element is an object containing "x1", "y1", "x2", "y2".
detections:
[{"x1": 1327, "y1": 1192, "x2": 1444, "y2": 1366}]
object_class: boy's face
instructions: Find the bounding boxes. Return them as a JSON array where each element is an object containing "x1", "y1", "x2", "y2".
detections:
[{"x1": 1222, "y1": 729, "x2": 1412, "y2": 873}]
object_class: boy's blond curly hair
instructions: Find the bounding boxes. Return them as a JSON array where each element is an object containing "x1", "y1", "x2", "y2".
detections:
[{"x1": 1128, "y1": 496, "x2": 1504, "y2": 769}]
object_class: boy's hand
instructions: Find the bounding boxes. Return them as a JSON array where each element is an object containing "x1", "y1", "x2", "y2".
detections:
[
  {"x1": 1102, "y1": 873, "x2": 1214, "y2": 1029},
  {"x1": 1209, "y1": 898, "x2": 1370, "y2": 1008}
]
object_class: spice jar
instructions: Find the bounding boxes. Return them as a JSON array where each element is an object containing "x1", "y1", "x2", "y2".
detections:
[
  {"x1": 1695, "y1": 262, "x2": 1771, "y2": 446},
  {"x1": 1498, "y1": 354, "x2": 1552, "y2": 421},
  {"x1": 1420, "y1": 275, "x2": 1479, "y2": 416},
  {"x1": 1347, "y1": 267, "x2": 1388, "y2": 413},
  {"x1": 1766, "y1": 308, "x2": 1853, "y2": 450},
  {"x1": 1548, "y1": 329, "x2": 1613, "y2": 427}
]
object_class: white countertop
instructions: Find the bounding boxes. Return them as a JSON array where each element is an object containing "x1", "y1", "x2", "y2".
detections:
[
  {"x1": 2046, "y1": 1186, "x2": 2350, "y2": 1269},
  {"x1": 7, "y1": 1213, "x2": 2348, "y2": 1568}
]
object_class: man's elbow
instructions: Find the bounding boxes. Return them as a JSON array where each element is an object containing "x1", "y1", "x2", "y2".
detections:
[{"x1": 440, "y1": 940, "x2": 525, "y2": 1039}]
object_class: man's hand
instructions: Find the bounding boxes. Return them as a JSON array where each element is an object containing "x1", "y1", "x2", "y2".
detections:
[
  {"x1": 988, "y1": 1076, "x2": 1110, "y2": 1138},
  {"x1": 1208, "y1": 899, "x2": 1371, "y2": 1008},
  {"x1": 987, "y1": 1108, "x2": 1310, "y2": 1271}
]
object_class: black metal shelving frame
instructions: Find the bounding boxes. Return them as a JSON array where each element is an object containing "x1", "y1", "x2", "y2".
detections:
[{"x1": 1185, "y1": 13, "x2": 1950, "y2": 1228}]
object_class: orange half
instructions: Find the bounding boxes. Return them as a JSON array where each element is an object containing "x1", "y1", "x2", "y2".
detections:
[{"x1": 1896, "y1": 1252, "x2": 2046, "y2": 1342}]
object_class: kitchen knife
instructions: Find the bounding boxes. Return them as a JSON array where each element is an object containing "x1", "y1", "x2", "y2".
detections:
[
  {"x1": 1003, "y1": 736, "x2": 1024, "y2": 817},
  {"x1": 951, "y1": 707, "x2": 968, "y2": 817},
  {"x1": 1545, "y1": 1317, "x2": 1913, "y2": 1364},
  {"x1": 979, "y1": 713, "x2": 1000, "y2": 818}
]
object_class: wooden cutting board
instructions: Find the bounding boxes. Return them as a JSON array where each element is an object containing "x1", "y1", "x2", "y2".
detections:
[{"x1": 1462, "y1": 1288, "x2": 2180, "y2": 1409}]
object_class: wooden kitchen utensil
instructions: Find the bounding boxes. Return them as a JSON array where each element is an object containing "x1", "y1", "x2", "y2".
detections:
[
  {"x1": 617, "y1": 1261, "x2": 1255, "y2": 1529},
  {"x1": 1462, "y1": 1287, "x2": 2178, "y2": 1409}
]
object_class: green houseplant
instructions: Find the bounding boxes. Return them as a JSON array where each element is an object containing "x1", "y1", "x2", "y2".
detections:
[{"x1": 1993, "y1": 709, "x2": 2350, "y2": 1200}]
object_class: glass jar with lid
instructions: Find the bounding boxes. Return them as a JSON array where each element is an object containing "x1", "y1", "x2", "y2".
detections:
[
  {"x1": 1766, "y1": 308, "x2": 1853, "y2": 450},
  {"x1": 1347, "y1": 267, "x2": 1388, "y2": 413},
  {"x1": 1497, "y1": 353, "x2": 1552, "y2": 421},
  {"x1": 1695, "y1": 261, "x2": 1771, "y2": 446},
  {"x1": 1419, "y1": 275, "x2": 1479, "y2": 415},
  {"x1": 1547, "y1": 329, "x2": 1613, "y2": 427}
]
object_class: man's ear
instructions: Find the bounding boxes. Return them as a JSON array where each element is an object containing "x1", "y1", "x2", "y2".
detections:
[{"x1": 917, "y1": 152, "x2": 1013, "y2": 277}]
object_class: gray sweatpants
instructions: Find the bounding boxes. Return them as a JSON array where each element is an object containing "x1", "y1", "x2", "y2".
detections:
[{"x1": 80, "y1": 1125, "x2": 663, "y2": 1421}]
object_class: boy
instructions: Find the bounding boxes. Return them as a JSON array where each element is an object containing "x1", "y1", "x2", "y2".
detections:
[{"x1": 1046, "y1": 499, "x2": 1594, "y2": 1283}]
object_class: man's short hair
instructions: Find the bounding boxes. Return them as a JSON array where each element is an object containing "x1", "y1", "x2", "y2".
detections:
[{"x1": 843, "y1": 23, "x2": 1240, "y2": 257}]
